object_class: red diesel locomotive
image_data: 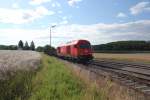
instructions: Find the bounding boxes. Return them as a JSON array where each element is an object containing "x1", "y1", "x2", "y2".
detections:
[{"x1": 57, "y1": 40, "x2": 93, "y2": 61}]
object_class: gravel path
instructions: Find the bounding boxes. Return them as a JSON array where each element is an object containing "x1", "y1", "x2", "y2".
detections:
[{"x1": 0, "y1": 50, "x2": 41, "y2": 79}]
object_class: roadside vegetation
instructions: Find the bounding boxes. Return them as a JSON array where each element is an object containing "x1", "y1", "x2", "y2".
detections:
[
  {"x1": 0, "y1": 70, "x2": 36, "y2": 100},
  {"x1": 36, "y1": 45, "x2": 56, "y2": 56},
  {"x1": 0, "y1": 53, "x2": 104, "y2": 100},
  {"x1": 28, "y1": 54, "x2": 104, "y2": 100}
]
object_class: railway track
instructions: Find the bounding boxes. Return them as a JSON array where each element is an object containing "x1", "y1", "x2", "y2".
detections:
[
  {"x1": 87, "y1": 59, "x2": 150, "y2": 95},
  {"x1": 59, "y1": 57, "x2": 150, "y2": 96}
]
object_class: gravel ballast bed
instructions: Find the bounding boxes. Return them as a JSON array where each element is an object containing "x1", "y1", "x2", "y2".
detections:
[{"x1": 0, "y1": 50, "x2": 41, "y2": 79}]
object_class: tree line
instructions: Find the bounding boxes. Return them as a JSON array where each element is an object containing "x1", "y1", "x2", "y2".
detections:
[
  {"x1": 0, "y1": 45, "x2": 17, "y2": 50},
  {"x1": 0, "y1": 40, "x2": 56, "y2": 55},
  {"x1": 0, "y1": 40, "x2": 35, "y2": 50},
  {"x1": 92, "y1": 41, "x2": 150, "y2": 52},
  {"x1": 18, "y1": 40, "x2": 35, "y2": 50}
]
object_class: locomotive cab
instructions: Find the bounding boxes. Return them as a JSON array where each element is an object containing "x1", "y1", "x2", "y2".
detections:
[{"x1": 77, "y1": 41, "x2": 93, "y2": 61}]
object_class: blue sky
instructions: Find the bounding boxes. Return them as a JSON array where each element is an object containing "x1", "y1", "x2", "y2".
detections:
[{"x1": 0, "y1": 0, "x2": 150, "y2": 47}]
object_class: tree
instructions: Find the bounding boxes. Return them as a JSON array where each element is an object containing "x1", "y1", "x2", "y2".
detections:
[
  {"x1": 36, "y1": 46, "x2": 44, "y2": 52},
  {"x1": 24, "y1": 41, "x2": 29, "y2": 50},
  {"x1": 18, "y1": 40, "x2": 24, "y2": 49},
  {"x1": 43, "y1": 45, "x2": 56, "y2": 55},
  {"x1": 30, "y1": 41, "x2": 35, "y2": 50}
]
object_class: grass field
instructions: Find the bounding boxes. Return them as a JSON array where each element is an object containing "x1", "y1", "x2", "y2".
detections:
[
  {"x1": 0, "y1": 52, "x2": 104, "y2": 100},
  {"x1": 28, "y1": 54, "x2": 104, "y2": 100},
  {"x1": 0, "y1": 50, "x2": 41, "y2": 100},
  {"x1": 0, "y1": 50, "x2": 41, "y2": 80},
  {"x1": 94, "y1": 53, "x2": 150, "y2": 63}
]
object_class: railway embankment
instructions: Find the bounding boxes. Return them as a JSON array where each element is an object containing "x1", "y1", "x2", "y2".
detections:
[
  {"x1": 62, "y1": 59, "x2": 150, "y2": 100},
  {"x1": 28, "y1": 54, "x2": 104, "y2": 100}
]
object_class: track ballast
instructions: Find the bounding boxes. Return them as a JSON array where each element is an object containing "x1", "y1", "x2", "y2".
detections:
[{"x1": 87, "y1": 59, "x2": 150, "y2": 95}]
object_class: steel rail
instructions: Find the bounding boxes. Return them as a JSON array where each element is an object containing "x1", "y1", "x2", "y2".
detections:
[
  {"x1": 90, "y1": 60, "x2": 150, "y2": 83},
  {"x1": 93, "y1": 59, "x2": 150, "y2": 70}
]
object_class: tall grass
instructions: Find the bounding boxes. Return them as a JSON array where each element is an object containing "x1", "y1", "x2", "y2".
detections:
[
  {"x1": 0, "y1": 70, "x2": 37, "y2": 100},
  {"x1": 0, "y1": 54, "x2": 104, "y2": 100},
  {"x1": 29, "y1": 54, "x2": 104, "y2": 100},
  {"x1": 29, "y1": 54, "x2": 84, "y2": 100}
]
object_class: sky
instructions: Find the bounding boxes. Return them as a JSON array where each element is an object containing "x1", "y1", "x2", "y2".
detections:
[{"x1": 0, "y1": 0, "x2": 150, "y2": 47}]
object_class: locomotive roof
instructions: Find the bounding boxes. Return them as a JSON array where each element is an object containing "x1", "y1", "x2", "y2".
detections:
[{"x1": 58, "y1": 39, "x2": 90, "y2": 47}]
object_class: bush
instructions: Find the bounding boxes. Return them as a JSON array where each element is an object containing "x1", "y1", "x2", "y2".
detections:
[
  {"x1": 0, "y1": 71, "x2": 36, "y2": 100},
  {"x1": 36, "y1": 46, "x2": 44, "y2": 52},
  {"x1": 43, "y1": 45, "x2": 56, "y2": 56}
]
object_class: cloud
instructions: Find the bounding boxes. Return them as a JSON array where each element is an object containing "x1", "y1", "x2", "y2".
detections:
[
  {"x1": 62, "y1": 16, "x2": 67, "y2": 20},
  {"x1": 58, "y1": 11, "x2": 62, "y2": 14},
  {"x1": 130, "y1": 2, "x2": 150, "y2": 15},
  {"x1": 117, "y1": 12, "x2": 127, "y2": 18},
  {"x1": 29, "y1": 0, "x2": 51, "y2": 5},
  {"x1": 52, "y1": 1, "x2": 61, "y2": 7},
  {"x1": 34, "y1": 6, "x2": 54, "y2": 16},
  {"x1": 59, "y1": 20, "x2": 68, "y2": 25},
  {"x1": 68, "y1": 0, "x2": 82, "y2": 7},
  {"x1": 40, "y1": 20, "x2": 150, "y2": 45},
  {"x1": 0, "y1": 20, "x2": 150, "y2": 46},
  {"x1": 0, "y1": 28, "x2": 49, "y2": 46},
  {"x1": 0, "y1": 6, "x2": 55, "y2": 24},
  {"x1": 58, "y1": 16, "x2": 69, "y2": 25},
  {"x1": 12, "y1": 3, "x2": 19, "y2": 9}
]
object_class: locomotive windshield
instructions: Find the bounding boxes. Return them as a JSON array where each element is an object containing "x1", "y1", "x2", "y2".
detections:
[{"x1": 79, "y1": 43, "x2": 91, "y2": 49}]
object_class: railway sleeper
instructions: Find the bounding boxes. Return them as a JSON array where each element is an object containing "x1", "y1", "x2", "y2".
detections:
[
  {"x1": 87, "y1": 61, "x2": 150, "y2": 96},
  {"x1": 93, "y1": 60, "x2": 150, "y2": 70},
  {"x1": 135, "y1": 85, "x2": 148, "y2": 89},
  {"x1": 126, "y1": 82, "x2": 137, "y2": 86},
  {"x1": 141, "y1": 88, "x2": 150, "y2": 95}
]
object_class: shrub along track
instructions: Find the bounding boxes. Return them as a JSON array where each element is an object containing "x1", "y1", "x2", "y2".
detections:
[{"x1": 87, "y1": 59, "x2": 150, "y2": 96}]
